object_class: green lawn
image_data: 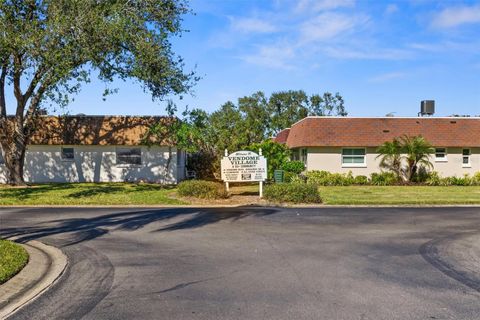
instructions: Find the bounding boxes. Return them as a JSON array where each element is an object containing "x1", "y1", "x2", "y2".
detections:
[
  {"x1": 0, "y1": 240, "x2": 29, "y2": 284},
  {"x1": 0, "y1": 183, "x2": 186, "y2": 206},
  {"x1": 319, "y1": 186, "x2": 480, "y2": 205},
  {"x1": 1, "y1": 183, "x2": 480, "y2": 206}
]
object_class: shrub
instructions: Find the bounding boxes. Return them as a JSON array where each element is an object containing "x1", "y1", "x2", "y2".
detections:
[
  {"x1": 305, "y1": 170, "x2": 354, "y2": 186},
  {"x1": 246, "y1": 140, "x2": 290, "y2": 180},
  {"x1": 353, "y1": 175, "x2": 369, "y2": 185},
  {"x1": 178, "y1": 180, "x2": 228, "y2": 199},
  {"x1": 413, "y1": 166, "x2": 431, "y2": 183},
  {"x1": 370, "y1": 172, "x2": 399, "y2": 186},
  {"x1": 263, "y1": 183, "x2": 321, "y2": 203},
  {"x1": 305, "y1": 170, "x2": 330, "y2": 185},
  {"x1": 282, "y1": 161, "x2": 305, "y2": 174},
  {"x1": 284, "y1": 171, "x2": 301, "y2": 183},
  {"x1": 448, "y1": 175, "x2": 473, "y2": 186},
  {"x1": 425, "y1": 171, "x2": 442, "y2": 186},
  {"x1": 289, "y1": 174, "x2": 306, "y2": 184},
  {"x1": 473, "y1": 172, "x2": 480, "y2": 186}
]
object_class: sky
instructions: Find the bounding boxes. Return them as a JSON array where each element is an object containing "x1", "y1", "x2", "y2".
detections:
[{"x1": 8, "y1": 0, "x2": 480, "y2": 117}]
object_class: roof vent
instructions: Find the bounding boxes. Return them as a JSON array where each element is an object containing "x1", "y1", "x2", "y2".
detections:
[{"x1": 419, "y1": 100, "x2": 435, "y2": 116}]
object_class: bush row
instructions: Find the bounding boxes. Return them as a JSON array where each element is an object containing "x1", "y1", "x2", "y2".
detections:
[
  {"x1": 178, "y1": 179, "x2": 322, "y2": 203},
  {"x1": 292, "y1": 170, "x2": 480, "y2": 186},
  {"x1": 177, "y1": 180, "x2": 228, "y2": 199},
  {"x1": 263, "y1": 183, "x2": 321, "y2": 203},
  {"x1": 425, "y1": 172, "x2": 480, "y2": 186},
  {"x1": 303, "y1": 170, "x2": 400, "y2": 186}
]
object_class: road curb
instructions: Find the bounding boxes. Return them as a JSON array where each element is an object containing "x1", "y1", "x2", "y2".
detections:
[
  {"x1": 0, "y1": 241, "x2": 67, "y2": 319},
  {"x1": 1, "y1": 204, "x2": 480, "y2": 209}
]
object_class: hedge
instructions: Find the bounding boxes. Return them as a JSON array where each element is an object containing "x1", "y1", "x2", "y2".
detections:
[
  {"x1": 178, "y1": 180, "x2": 228, "y2": 199},
  {"x1": 263, "y1": 183, "x2": 321, "y2": 203}
]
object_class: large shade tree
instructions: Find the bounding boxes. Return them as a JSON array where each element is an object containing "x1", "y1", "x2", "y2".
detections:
[{"x1": 0, "y1": 0, "x2": 196, "y2": 185}]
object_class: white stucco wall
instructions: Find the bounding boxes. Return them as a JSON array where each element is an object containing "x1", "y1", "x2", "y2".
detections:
[
  {"x1": 305, "y1": 147, "x2": 480, "y2": 177},
  {"x1": 0, "y1": 145, "x2": 184, "y2": 184}
]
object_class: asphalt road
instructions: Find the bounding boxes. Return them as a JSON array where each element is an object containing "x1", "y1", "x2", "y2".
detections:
[{"x1": 1, "y1": 206, "x2": 480, "y2": 320}]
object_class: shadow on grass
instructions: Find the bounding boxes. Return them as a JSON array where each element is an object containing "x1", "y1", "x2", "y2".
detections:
[
  {"x1": 1, "y1": 207, "x2": 279, "y2": 246},
  {"x1": 66, "y1": 183, "x2": 177, "y2": 198},
  {"x1": 0, "y1": 183, "x2": 75, "y2": 201},
  {"x1": 0, "y1": 183, "x2": 177, "y2": 201}
]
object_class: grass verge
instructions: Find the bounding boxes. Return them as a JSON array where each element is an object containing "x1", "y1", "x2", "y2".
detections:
[
  {"x1": 0, "y1": 240, "x2": 29, "y2": 284},
  {"x1": 0, "y1": 183, "x2": 186, "y2": 206},
  {"x1": 319, "y1": 186, "x2": 480, "y2": 205}
]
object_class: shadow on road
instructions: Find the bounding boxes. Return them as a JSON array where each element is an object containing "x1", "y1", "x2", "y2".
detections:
[{"x1": 0, "y1": 206, "x2": 279, "y2": 246}]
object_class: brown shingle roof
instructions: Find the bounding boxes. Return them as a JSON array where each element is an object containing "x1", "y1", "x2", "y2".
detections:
[
  {"x1": 279, "y1": 117, "x2": 480, "y2": 148},
  {"x1": 273, "y1": 128, "x2": 290, "y2": 144},
  {"x1": 25, "y1": 116, "x2": 176, "y2": 146}
]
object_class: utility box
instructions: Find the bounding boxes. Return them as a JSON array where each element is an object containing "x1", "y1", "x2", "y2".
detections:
[
  {"x1": 420, "y1": 100, "x2": 435, "y2": 116},
  {"x1": 274, "y1": 170, "x2": 284, "y2": 183}
]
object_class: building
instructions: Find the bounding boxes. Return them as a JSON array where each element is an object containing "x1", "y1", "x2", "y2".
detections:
[
  {"x1": 274, "y1": 117, "x2": 480, "y2": 177},
  {"x1": 0, "y1": 116, "x2": 186, "y2": 184}
]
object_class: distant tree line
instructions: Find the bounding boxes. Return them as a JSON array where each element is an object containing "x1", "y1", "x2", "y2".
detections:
[{"x1": 144, "y1": 90, "x2": 347, "y2": 178}]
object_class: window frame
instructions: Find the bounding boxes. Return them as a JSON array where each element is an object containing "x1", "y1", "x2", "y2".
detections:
[
  {"x1": 300, "y1": 148, "x2": 308, "y2": 166},
  {"x1": 341, "y1": 148, "x2": 366, "y2": 167},
  {"x1": 61, "y1": 147, "x2": 75, "y2": 161},
  {"x1": 462, "y1": 148, "x2": 471, "y2": 168},
  {"x1": 291, "y1": 149, "x2": 300, "y2": 162},
  {"x1": 434, "y1": 148, "x2": 448, "y2": 162},
  {"x1": 116, "y1": 147, "x2": 142, "y2": 166}
]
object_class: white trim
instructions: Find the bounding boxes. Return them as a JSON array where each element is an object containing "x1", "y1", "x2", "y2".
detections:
[
  {"x1": 341, "y1": 147, "x2": 366, "y2": 167},
  {"x1": 462, "y1": 148, "x2": 471, "y2": 168},
  {"x1": 301, "y1": 116, "x2": 480, "y2": 120},
  {"x1": 434, "y1": 147, "x2": 448, "y2": 162}
]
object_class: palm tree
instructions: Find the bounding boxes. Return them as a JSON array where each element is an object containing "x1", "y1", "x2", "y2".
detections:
[
  {"x1": 399, "y1": 135, "x2": 434, "y2": 182},
  {"x1": 376, "y1": 138, "x2": 403, "y2": 179}
]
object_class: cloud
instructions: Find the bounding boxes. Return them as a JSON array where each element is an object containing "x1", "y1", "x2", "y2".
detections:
[
  {"x1": 369, "y1": 72, "x2": 406, "y2": 82},
  {"x1": 431, "y1": 4, "x2": 480, "y2": 28},
  {"x1": 385, "y1": 4, "x2": 399, "y2": 15},
  {"x1": 299, "y1": 12, "x2": 368, "y2": 43},
  {"x1": 240, "y1": 44, "x2": 296, "y2": 69},
  {"x1": 408, "y1": 40, "x2": 480, "y2": 54},
  {"x1": 295, "y1": 0, "x2": 355, "y2": 13},
  {"x1": 230, "y1": 17, "x2": 277, "y2": 34},
  {"x1": 323, "y1": 46, "x2": 413, "y2": 60}
]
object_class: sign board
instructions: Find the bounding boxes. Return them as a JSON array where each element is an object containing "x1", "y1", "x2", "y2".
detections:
[{"x1": 221, "y1": 150, "x2": 267, "y2": 182}]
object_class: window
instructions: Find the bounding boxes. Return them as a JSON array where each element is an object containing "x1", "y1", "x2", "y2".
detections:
[
  {"x1": 61, "y1": 147, "x2": 74, "y2": 160},
  {"x1": 301, "y1": 148, "x2": 308, "y2": 165},
  {"x1": 435, "y1": 148, "x2": 447, "y2": 162},
  {"x1": 342, "y1": 148, "x2": 366, "y2": 166},
  {"x1": 291, "y1": 149, "x2": 300, "y2": 161},
  {"x1": 462, "y1": 149, "x2": 471, "y2": 167},
  {"x1": 116, "y1": 147, "x2": 141, "y2": 165}
]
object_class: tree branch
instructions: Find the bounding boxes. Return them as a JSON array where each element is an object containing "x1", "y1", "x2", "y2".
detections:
[
  {"x1": 13, "y1": 54, "x2": 25, "y2": 117},
  {"x1": 23, "y1": 77, "x2": 51, "y2": 136},
  {"x1": 0, "y1": 62, "x2": 7, "y2": 118},
  {"x1": 23, "y1": 66, "x2": 46, "y2": 102}
]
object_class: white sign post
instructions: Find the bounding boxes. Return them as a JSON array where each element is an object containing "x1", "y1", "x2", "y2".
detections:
[{"x1": 221, "y1": 149, "x2": 267, "y2": 197}]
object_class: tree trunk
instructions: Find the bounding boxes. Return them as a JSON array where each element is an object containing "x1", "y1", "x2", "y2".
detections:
[
  {"x1": 0, "y1": 121, "x2": 27, "y2": 186},
  {"x1": 409, "y1": 164, "x2": 417, "y2": 182}
]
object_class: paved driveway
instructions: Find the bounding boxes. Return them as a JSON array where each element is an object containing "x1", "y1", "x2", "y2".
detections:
[{"x1": 1, "y1": 207, "x2": 480, "y2": 320}]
